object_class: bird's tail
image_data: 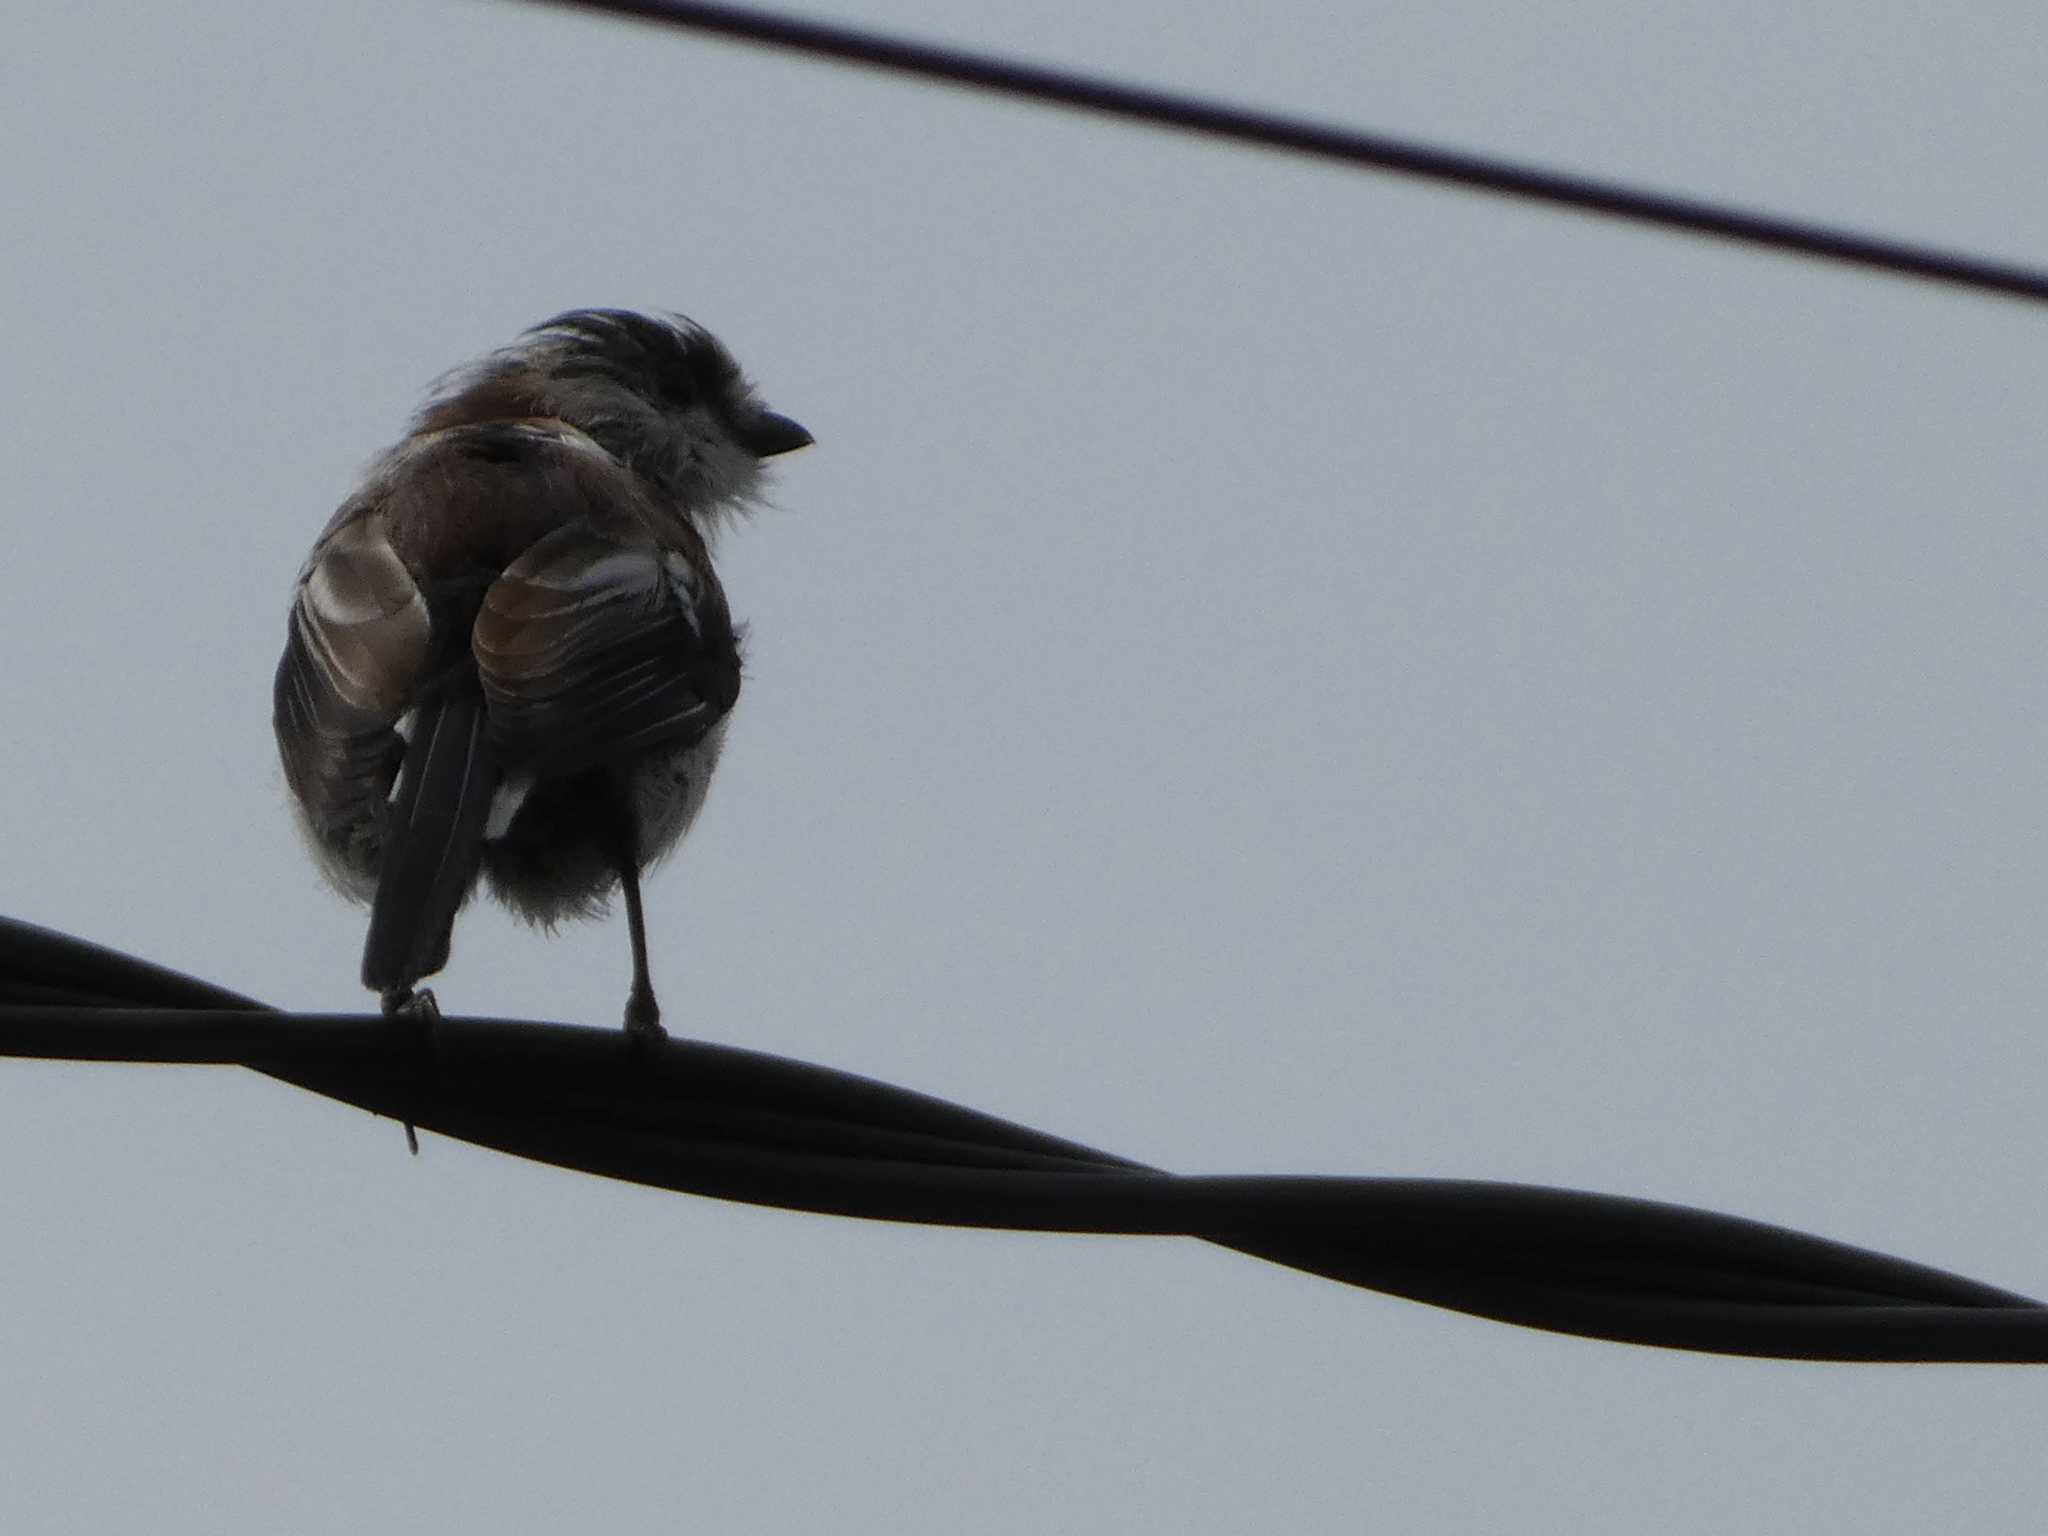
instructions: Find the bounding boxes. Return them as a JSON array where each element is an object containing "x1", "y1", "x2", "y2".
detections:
[{"x1": 361, "y1": 678, "x2": 499, "y2": 997}]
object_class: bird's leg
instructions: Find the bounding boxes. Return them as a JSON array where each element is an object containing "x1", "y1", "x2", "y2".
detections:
[
  {"x1": 379, "y1": 984, "x2": 441, "y2": 1155},
  {"x1": 618, "y1": 861, "x2": 664, "y2": 1039},
  {"x1": 603, "y1": 776, "x2": 666, "y2": 1041}
]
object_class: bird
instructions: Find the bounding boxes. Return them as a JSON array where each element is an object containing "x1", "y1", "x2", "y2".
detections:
[{"x1": 273, "y1": 309, "x2": 810, "y2": 1038}]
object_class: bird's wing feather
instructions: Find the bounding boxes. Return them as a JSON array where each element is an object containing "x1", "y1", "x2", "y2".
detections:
[
  {"x1": 359, "y1": 681, "x2": 497, "y2": 992},
  {"x1": 272, "y1": 509, "x2": 432, "y2": 899},
  {"x1": 473, "y1": 525, "x2": 741, "y2": 781}
]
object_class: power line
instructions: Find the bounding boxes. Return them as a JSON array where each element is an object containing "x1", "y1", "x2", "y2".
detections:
[
  {"x1": 514, "y1": 0, "x2": 2048, "y2": 306},
  {"x1": 7, "y1": 914, "x2": 2048, "y2": 1363}
]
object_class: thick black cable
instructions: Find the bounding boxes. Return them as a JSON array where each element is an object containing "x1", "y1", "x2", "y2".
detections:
[
  {"x1": 509, "y1": 0, "x2": 2048, "y2": 306},
  {"x1": 4, "y1": 915, "x2": 2046, "y2": 1361}
]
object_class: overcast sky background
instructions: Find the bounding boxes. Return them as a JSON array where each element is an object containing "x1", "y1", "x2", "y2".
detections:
[{"x1": 6, "y1": 1, "x2": 2048, "y2": 1529}]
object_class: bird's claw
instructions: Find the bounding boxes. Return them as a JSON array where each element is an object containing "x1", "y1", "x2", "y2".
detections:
[
  {"x1": 378, "y1": 986, "x2": 440, "y2": 1155},
  {"x1": 623, "y1": 991, "x2": 665, "y2": 1040},
  {"x1": 622, "y1": 995, "x2": 667, "y2": 1076},
  {"x1": 381, "y1": 985, "x2": 441, "y2": 1026}
]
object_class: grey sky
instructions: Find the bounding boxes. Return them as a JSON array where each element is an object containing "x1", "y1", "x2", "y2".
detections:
[{"x1": 6, "y1": 0, "x2": 2048, "y2": 1529}]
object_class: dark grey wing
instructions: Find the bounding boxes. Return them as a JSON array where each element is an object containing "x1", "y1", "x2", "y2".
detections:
[
  {"x1": 272, "y1": 510, "x2": 432, "y2": 900},
  {"x1": 473, "y1": 526, "x2": 741, "y2": 781}
]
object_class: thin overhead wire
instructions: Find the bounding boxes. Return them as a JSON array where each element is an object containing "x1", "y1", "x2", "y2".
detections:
[
  {"x1": 8, "y1": 915, "x2": 2048, "y2": 1363},
  {"x1": 512, "y1": 0, "x2": 2048, "y2": 306}
]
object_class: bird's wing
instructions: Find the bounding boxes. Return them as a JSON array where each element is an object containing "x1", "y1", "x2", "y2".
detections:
[
  {"x1": 272, "y1": 509, "x2": 432, "y2": 900},
  {"x1": 472, "y1": 524, "x2": 742, "y2": 782}
]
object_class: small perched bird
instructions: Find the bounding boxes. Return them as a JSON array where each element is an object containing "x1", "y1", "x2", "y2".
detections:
[{"x1": 274, "y1": 309, "x2": 810, "y2": 1036}]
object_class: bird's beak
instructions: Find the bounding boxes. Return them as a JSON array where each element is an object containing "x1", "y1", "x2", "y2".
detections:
[{"x1": 743, "y1": 411, "x2": 815, "y2": 458}]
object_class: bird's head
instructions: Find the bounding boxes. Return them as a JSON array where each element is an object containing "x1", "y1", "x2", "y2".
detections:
[{"x1": 418, "y1": 309, "x2": 812, "y2": 522}]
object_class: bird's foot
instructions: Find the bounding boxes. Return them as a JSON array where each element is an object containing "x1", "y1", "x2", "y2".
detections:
[
  {"x1": 382, "y1": 983, "x2": 440, "y2": 1019},
  {"x1": 623, "y1": 989, "x2": 665, "y2": 1040},
  {"x1": 378, "y1": 986, "x2": 440, "y2": 1155},
  {"x1": 622, "y1": 990, "x2": 666, "y2": 1072}
]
